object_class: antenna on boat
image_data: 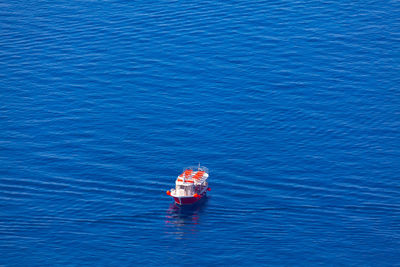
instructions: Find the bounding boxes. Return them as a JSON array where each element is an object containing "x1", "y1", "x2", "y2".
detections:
[{"x1": 198, "y1": 162, "x2": 200, "y2": 170}]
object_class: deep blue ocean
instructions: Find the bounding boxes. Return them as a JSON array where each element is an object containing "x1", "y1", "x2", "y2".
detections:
[{"x1": 1, "y1": 0, "x2": 400, "y2": 265}]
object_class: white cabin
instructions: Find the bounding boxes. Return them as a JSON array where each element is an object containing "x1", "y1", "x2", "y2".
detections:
[{"x1": 170, "y1": 166, "x2": 209, "y2": 197}]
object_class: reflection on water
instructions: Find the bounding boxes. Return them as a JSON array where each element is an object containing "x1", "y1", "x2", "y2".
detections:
[{"x1": 165, "y1": 198, "x2": 208, "y2": 239}]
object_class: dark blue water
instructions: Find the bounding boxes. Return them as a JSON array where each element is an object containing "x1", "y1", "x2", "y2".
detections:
[{"x1": 1, "y1": 0, "x2": 400, "y2": 265}]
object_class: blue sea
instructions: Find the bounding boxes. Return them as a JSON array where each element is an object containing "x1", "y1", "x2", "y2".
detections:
[{"x1": 1, "y1": 0, "x2": 400, "y2": 265}]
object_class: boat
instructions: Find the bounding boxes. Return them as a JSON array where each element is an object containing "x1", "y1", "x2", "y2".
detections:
[{"x1": 166, "y1": 165, "x2": 210, "y2": 205}]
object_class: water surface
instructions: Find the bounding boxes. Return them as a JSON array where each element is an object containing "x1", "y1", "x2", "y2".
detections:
[{"x1": 1, "y1": 0, "x2": 400, "y2": 265}]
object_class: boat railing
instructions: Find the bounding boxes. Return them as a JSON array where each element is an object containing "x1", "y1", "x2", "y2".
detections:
[{"x1": 184, "y1": 165, "x2": 209, "y2": 174}]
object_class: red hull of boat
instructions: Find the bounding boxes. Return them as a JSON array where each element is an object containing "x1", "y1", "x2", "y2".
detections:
[{"x1": 173, "y1": 192, "x2": 206, "y2": 205}]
